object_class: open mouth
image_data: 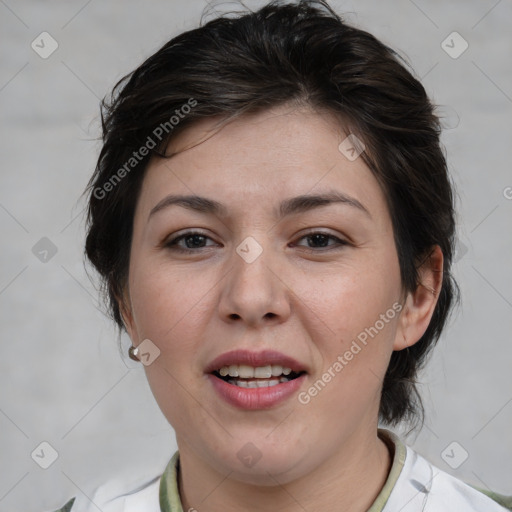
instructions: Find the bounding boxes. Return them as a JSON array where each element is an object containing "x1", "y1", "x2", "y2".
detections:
[{"x1": 212, "y1": 364, "x2": 306, "y2": 388}]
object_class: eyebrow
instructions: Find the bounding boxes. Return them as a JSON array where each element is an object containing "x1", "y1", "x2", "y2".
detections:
[{"x1": 148, "y1": 189, "x2": 371, "y2": 221}]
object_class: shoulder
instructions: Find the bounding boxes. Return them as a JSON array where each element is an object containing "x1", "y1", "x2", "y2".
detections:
[
  {"x1": 384, "y1": 443, "x2": 510, "y2": 511},
  {"x1": 47, "y1": 474, "x2": 161, "y2": 512},
  {"x1": 46, "y1": 452, "x2": 180, "y2": 512}
]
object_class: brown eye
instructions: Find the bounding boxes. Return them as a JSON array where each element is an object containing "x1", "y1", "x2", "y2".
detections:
[
  {"x1": 165, "y1": 231, "x2": 217, "y2": 253},
  {"x1": 294, "y1": 232, "x2": 348, "y2": 251}
]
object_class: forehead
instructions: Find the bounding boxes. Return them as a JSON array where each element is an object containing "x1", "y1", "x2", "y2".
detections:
[
  {"x1": 166, "y1": 106, "x2": 344, "y2": 173},
  {"x1": 135, "y1": 106, "x2": 387, "y2": 222}
]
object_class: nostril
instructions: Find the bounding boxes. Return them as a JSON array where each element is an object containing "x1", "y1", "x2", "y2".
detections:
[{"x1": 227, "y1": 313, "x2": 277, "y2": 321}]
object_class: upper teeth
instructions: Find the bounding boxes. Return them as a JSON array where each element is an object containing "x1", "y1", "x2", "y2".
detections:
[{"x1": 218, "y1": 364, "x2": 293, "y2": 378}]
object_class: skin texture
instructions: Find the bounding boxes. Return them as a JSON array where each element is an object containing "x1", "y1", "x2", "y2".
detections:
[{"x1": 121, "y1": 105, "x2": 443, "y2": 512}]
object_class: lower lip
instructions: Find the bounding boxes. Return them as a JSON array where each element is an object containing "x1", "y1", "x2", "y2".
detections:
[{"x1": 207, "y1": 373, "x2": 307, "y2": 410}]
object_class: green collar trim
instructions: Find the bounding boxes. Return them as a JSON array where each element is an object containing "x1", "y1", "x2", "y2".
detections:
[
  {"x1": 159, "y1": 428, "x2": 407, "y2": 512},
  {"x1": 367, "y1": 428, "x2": 408, "y2": 511},
  {"x1": 159, "y1": 451, "x2": 183, "y2": 512},
  {"x1": 160, "y1": 451, "x2": 183, "y2": 512}
]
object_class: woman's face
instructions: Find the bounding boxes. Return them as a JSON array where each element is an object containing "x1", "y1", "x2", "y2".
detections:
[{"x1": 123, "y1": 105, "x2": 410, "y2": 483}]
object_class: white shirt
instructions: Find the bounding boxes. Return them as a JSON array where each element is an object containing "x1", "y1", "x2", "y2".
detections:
[
  {"x1": 381, "y1": 444, "x2": 508, "y2": 511},
  {"x1": 55, "y1": 432, "x2": 509, "y2": 511}
]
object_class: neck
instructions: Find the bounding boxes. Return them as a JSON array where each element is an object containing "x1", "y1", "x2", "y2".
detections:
[{"x1": 177, "y1": 428, "x2": 392, "y2": 512}]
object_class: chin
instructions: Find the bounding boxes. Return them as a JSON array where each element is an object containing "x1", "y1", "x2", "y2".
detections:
[{"x1": 210, "y1": 441, "x2": 312, "y2": 486}]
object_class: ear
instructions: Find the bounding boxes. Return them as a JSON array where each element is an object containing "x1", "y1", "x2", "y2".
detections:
[
  {"x1": 116, "y1": 285, "x2": 139, "y2": 343},
  {"x1": 394, "y1": 245, "x2": 444, "y2": 351}
]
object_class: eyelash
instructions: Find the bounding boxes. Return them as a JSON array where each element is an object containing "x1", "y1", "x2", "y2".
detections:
[{"x1": 164, "y1": 230, "x2": 349, "y2": 254}]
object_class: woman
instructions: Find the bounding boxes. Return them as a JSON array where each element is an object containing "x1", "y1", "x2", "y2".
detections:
[{"x1": 51, "y1": 1, "x2": 511, "y2": 510}]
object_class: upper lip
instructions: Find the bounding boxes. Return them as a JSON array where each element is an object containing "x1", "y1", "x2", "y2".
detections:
[{"x1": 205, "y1": 349, "x2": 307, "y2": 374}]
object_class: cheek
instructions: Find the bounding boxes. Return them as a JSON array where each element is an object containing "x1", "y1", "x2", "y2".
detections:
[
  {"x1": 297, "y1": 254, "x2": 400, "y2": 404},
  {"x1": 299, "y1": 256, "x2": 400, "y2": 343},
  {"x1": 129, "y1": 259, "x2": 216, "y2": 342},
  {"x1": 128, "y1": 261, "x2": 215, "y2": 397},
  {"x1": 129, "y1": 262, "x2": 216, "y2": 428}
]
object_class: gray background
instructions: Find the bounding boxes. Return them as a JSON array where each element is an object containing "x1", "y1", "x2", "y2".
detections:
[{"x1": 1, "y1": 0, "x2": 511, "y2": 510}]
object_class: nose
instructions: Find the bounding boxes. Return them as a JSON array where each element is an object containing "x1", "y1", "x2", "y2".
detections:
[{"x1": 217, "y1": 239, "x2": 291, "y2": 328}]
